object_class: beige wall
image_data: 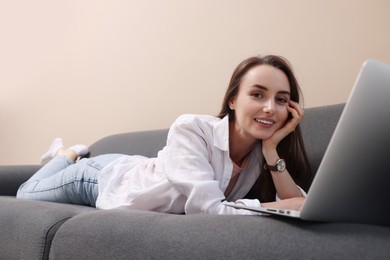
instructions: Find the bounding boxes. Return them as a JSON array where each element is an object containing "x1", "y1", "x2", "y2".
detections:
[{"x1": 1, "y1": 0, "x2": 389, "y2": 165}]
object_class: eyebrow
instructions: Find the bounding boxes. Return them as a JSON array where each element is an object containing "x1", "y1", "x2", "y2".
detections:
[{"x1": 252, "y1": 84, "x2": 291, "y2": 96}]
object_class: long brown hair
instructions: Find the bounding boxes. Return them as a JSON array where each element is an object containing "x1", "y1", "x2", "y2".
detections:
[{"x1": 218, "y1": 55, "x2": 312, "y2": 202}]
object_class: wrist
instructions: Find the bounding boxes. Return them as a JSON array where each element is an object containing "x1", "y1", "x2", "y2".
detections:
[
  {"x1": 262, "y1": 139, "x2": 276, "y2": 151},
  {"x1": 265, "y1": 158, "x2": 286, "y2": 172},
  {"x1": 262, "y1": 146, "x2": 279, "y2": 164}
]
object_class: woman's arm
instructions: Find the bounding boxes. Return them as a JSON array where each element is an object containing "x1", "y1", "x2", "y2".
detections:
[
  {"x1": 262, "y1": 147, "x2": 303, "y2": 199},
  {"x1": 261, "y1": 197, "x2": 305, "y2": 211},
  {"x1": 262, "y1": 101, "x2": 305, "y2": 199}
]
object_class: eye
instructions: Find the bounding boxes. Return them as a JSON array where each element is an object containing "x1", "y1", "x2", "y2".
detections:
[
  {"x1": 276, "y1": 96, "x2": 289, "y2": 104},
  {"x1": 252, "y1": 92, "x2": 263, "y2": 99}
]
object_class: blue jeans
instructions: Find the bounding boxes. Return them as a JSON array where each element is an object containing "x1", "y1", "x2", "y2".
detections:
[{"x1": 16, "y1": 154, "x2": 122, "y2": 207}]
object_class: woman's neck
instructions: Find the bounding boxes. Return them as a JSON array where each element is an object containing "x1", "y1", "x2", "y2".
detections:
[{"x1": 229, "y1": 122, "x2": 257, "y2": 165}]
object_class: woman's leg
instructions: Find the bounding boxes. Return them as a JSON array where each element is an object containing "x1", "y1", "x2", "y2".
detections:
[
  {"x1": 19, "y1": 138, "x2": 89, "y2": 184},
  {"x1": 16, "y1": 154, "x2": 122, "y2": 206},
  {"x1": 16, "y1": 138, "x2": 121, "y2": 207},
  {"x1": 40, "y1": 138, "x2": 64, "y2": 165}
]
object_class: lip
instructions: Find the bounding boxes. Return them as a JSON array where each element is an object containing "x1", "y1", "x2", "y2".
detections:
[{"x1": 254, "y1": 117, "x2": 275, "y2": 128}]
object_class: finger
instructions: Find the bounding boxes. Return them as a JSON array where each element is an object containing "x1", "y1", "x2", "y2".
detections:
[
  {"x1": 287, "y1": 106, "x2": 300, "y2": 122},
  {"x1": 289, "y1": 101, "x2": 304, "y2": 117},
  {"x1": 288, "y1": 101, "x2": 304, "y2": 120}
]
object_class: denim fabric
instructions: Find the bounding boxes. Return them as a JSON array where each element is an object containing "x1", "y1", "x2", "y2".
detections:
[{"x1": 16, "y1": 154, "x2": 122, "y2": 207}]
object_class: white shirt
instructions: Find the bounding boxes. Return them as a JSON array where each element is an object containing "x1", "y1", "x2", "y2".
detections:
[{"x1": 96, "y1": 114, "x2": 264, "y2": 215}]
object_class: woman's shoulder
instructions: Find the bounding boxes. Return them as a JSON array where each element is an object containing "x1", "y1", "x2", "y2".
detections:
[
  {"x1": 172, "y1": 114, "x2": 221, "y2": 127},
  {"x1": 167, "y1": 114, "x2": 223, "y2": 138},
  {"x1": 165, "y1": 114, "x2": 229, "y2": 150}
]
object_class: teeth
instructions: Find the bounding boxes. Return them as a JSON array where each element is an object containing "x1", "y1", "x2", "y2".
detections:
[{"x1": 256, "y1": 119, "x2": 273, "y2": 125}]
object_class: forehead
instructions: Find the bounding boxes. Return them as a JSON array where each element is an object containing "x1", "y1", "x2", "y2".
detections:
[{"x1": 241, "y1": 64, "x2": 290, "y2": 92}]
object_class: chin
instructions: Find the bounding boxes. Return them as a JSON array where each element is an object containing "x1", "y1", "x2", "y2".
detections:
[
  {"x1": 254, "y1": 133, "x2": 273, "y2": 141},
  {"x1": 253, "y1": 130, "x2": 276, "y2": 141}
]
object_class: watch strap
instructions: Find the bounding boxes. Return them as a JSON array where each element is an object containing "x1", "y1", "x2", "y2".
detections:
[{"x1": 265, "y1": 158, "x2": 286, "y2": 172}]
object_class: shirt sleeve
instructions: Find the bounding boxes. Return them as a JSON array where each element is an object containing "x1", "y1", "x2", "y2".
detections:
[{"x1": 163, "y1": 115, "x2": 261, "y2": 215}]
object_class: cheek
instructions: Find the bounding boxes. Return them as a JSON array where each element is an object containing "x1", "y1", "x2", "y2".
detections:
[
  {"x1": 277, "y1": 106, "x2": 289, "y2": 124},
  {"x1": 234, "y1": 97, "x2": 256, "y2": 114}
]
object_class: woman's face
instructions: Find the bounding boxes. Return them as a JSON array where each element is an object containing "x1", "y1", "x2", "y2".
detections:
[{"x1": 229, "y1": 64, "x2": 291, "y2": 143}]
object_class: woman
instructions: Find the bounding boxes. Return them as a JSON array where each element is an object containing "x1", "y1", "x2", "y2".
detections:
[{"x1": 17, "y1": 55, "x2": 312, "y2": 214}]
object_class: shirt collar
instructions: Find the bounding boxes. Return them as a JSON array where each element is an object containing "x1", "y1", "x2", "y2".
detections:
[
  {"x1": 212, "y1": 115, "x2": 230, "y2": 151},
  {"x1": 212, "y1": 115, "x2": 263, "y2": 155}
]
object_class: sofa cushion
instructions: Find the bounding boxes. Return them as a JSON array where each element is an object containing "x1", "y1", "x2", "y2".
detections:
[
  {"x1": 0, "y1": 165, "x2": 41, "y2": 196},
  {"x1": 0, "y1": 197, "x2": 95, "y2": 260},
  {"x1": 50, "y1": 209, "x2": 390, "y2": 259},
  {"x1": 301, "y1": 103, "x2": 344, "y2": 173},
  {"x1": 88, "y1": 129, "x2": 169, "y2": 158}
]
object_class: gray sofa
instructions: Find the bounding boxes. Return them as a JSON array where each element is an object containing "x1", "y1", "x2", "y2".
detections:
[{"x1": 1, "y1": 104, "x2": 390, "y2": 260}]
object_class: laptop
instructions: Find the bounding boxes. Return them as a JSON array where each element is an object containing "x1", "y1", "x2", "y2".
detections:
[{"x1": 227, "y1": 59, "x2": 390, "y2": 227}]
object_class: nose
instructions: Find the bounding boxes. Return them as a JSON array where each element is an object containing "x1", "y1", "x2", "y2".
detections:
[{"x1": 263, "y1": 99, "x2": 275, "y2": 114}]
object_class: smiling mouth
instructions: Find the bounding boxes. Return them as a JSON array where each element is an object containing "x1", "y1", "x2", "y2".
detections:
[{"x1": 255, "y1": 118, "x2": 275, "y2": 126}]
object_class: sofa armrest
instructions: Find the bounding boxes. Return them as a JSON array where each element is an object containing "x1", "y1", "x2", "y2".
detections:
[{"x1": 0, "y1": 165, "x2": 41, "y2": 196}]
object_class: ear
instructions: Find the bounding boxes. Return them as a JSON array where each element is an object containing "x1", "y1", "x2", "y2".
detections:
[{"x1": 229, "y1": 96, "x2": 236, "y2": 110}]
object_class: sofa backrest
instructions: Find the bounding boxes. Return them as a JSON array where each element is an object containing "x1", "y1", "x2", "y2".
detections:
[
  {"x1": 88, "y1": 129, "x2": 169, "y2": 158},
  {"x1": 89, "y1": 103, "x2": 345, "y2": 176},
  {"x1": 300, "y1": 103, "x2": 344, "y2": 174}
]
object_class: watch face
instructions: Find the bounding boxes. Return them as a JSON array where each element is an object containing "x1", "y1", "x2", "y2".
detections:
[{"x1": 276, "y1": 159, "x2": 286, "y2": 171}]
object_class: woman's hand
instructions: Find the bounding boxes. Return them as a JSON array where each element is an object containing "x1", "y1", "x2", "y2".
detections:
[
  {"x1": 262, "y1": 197, "x2": 305, "y2": 211},
  {"x1": 263, "y1": 101, "x2": 304, "y2": 150},
  {"x1": 261, "y1": 101, "x2": 305, "y2": 199}
]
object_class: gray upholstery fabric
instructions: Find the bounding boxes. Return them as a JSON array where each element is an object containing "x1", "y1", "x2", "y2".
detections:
[
  {"x1": 0, "y1": 197, "x2": 94, "y2": 260},
  {"x1": 50, "y1": 209, "x2": 390, "y2": 260},
  {"x1": 0, "y1": 165, "x2": 41, "y2": 195},
  {"x1": 88, "y1": 129, "x2": 169, "y2": 158},
  {"x1": 300, "y1": 103, "x2": 344, "y2": 173}
]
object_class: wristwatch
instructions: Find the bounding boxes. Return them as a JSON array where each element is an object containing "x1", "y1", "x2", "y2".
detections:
[{"x1": 266, "y1": 159, "x2": 286, "y2": 172}]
